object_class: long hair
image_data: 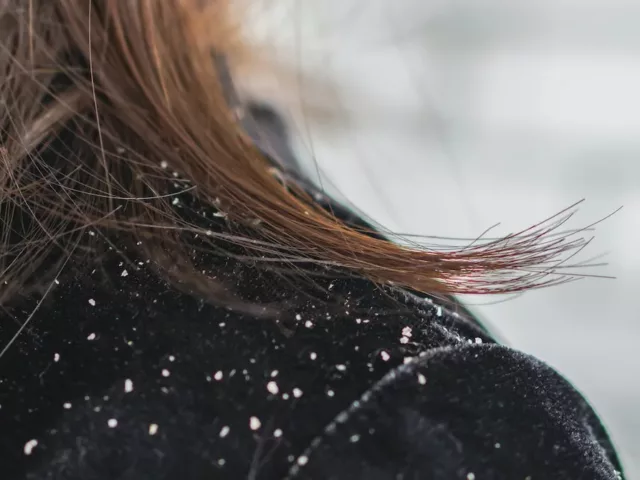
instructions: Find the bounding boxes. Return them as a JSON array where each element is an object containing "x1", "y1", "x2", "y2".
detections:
[{"x1": 0, "y1": 0, "x2": 599, "y2": 308}]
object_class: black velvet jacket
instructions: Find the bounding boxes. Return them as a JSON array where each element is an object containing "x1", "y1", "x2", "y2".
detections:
[{"x1": 0, "y1": 105, "x2": 625, "y2": 479}]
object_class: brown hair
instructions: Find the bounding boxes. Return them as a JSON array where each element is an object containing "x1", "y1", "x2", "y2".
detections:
[{"x1": 0, "y1": 0, "x2": 603, "y2": 308}]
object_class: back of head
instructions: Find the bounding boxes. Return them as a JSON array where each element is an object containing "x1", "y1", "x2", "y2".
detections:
[{"x1": 0, "y1": 0, "x2": 593, "y2": 309}]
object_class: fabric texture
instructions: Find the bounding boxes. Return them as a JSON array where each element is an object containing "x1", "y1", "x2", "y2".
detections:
[{"x1": 0, "y1": 106, "x2": 624, "y2": 479}]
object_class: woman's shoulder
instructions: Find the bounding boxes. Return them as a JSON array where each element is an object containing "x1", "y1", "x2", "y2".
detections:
[
  {"x1": 0, "y1": 254, "x2": 430, "y2": 477},
  {"x1": 0, "y1": 254, "x2": 623, "y2": 479}
]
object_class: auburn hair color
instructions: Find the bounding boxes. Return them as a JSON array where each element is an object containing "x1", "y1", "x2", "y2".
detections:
[{"x1": 0, "y1": 0, "x2": 604, "y2": 309}]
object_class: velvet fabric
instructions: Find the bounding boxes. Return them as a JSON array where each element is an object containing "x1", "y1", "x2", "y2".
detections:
[
  {"x1": 0, "y1": 105, "x2": 624, "y2": 479},
  {"x1": 0, "y1": 208, "x2": 624, "y2": 479}
]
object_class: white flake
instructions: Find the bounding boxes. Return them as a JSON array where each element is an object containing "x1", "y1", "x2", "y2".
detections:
[
  {"x1": 124, "y1": 379, "x2": 134, "y2": 393},
  {"x1": 293, "y1": 388, "x2": 303, "y2": 398},
  {"x1": 418, "y1": 373, "x2": 427, "y2": 385},
  {"x1": 87, "y1": 333, "x2": 96, "y2": 341},
  {"x1": 148, "y1": 423, "x2": 159, "y2": 435},
  {"x1": 107, "y1": 418, "x2": 118, "y2": 428},
  {"x1": 219, "y1": 426, "x2": 230, "y2": 438},
  {"x1": 161, "y1": 369, "x2": 170, "y2": 377},
  {"x1": 380, "y1": 351, "x2": 391, "y2": 361},
  {"x1": 88, "y1": 299, "x2": 96, "y2": 306},
  {"x1": 214, "y1": 371, "x2": 223, "y2": 381},
  {"x1": 267, "y1": 381, "x2": 279, "y2": 395},
  {"x1": 54, "y1": 353, "x2": 60, "y2": 362},
  {"x1": 24, "y1": 439, "x2": 38, "y2": 455},
  {"x1": 274, "y1": 429, "x2": 283, "y2": 438},
  {"x1": 63, "y1": 402, "x2": 72, "y2": 409},
  {"x1": 297, "y1": 455, "x2": 309, "y2": 466},
  {"x1": 249, "y1": 416, "x2": 261, "y2": 430}
]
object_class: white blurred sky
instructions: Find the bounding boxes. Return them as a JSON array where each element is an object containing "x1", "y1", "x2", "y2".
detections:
[{"x1": 243, "y1": 1, "x2": 640, "y2": 476}]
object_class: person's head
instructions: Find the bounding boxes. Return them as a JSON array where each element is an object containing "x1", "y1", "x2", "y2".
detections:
[{"x1": 0, "y1": 0, "x2": 592, "y2": 309}]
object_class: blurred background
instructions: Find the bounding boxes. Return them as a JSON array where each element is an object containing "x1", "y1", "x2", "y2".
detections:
[{"x1": 242, "y1": 0, "x2": 640, "y2": 476}]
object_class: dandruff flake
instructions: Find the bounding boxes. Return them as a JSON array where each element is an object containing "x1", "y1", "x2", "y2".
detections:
[
  {"x1": 266, "y1": 381, "x2": 279, "y2": 395},
  {"x1": 249, "y1": 416, "x2": 262, "y2": 431},
  {"x1": 23, "y1": 439, "x2": 38, "y2": 455}
]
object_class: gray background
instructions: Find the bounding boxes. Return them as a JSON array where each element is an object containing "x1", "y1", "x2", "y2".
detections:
[{"x1": 243, "y1": 0, "x2": 640, "y2": 476}]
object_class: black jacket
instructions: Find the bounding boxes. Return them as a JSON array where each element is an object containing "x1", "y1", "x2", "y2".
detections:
[{"x1": 0, "y1": 105, "x2": 624, "y2": 479}]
